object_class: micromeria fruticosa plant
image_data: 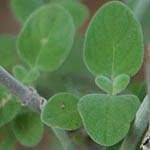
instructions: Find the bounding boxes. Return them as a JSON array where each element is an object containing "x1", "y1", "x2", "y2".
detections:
[{"x1": 0, "y1": 0, "x2": 149, "y2": 150}]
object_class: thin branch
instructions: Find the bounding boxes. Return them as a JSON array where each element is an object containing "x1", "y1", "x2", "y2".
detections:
[
  {"x1": 0, "y1": 65, "x2": 75, "y2": 150},
  {"x1": 52, "y1": 128, "x2": 75, "y2": 150},
  {"x1": 0, "y1": 66, "x2": 41, "y2": 112}
]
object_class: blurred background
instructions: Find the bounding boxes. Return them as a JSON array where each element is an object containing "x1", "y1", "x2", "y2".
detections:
[{"x1": 0, "y1": 0, "x2": 149, "y2": 150}]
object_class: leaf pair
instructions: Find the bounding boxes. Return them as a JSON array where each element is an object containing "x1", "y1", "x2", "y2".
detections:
[
  {"x1": 79, "y1": 1, "x2": 144, "y2": 146},
  {"x1": 12, "y1": 110, "x2": 43, "y2": 147},
  {"x1": 13, "y1": 65, "x2": 39, "y2": 84},
  {"x1": 95, "y1": 74, "x2": 130, "y2": 95}
]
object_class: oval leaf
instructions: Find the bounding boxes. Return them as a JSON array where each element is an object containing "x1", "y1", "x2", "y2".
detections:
[
  {"x1": 0, "y1": 86, "x2": 21, "y2": 128},
  {"x1": 84, "y1": 1, "x2": 144, "y2": 77},
  {"x1": 41, "y1": 93, "x2": 82, "y2": 130},
  {"x1": 113, "y1": 74, "x2": 130, "y2": 95},
  {"x1": 12, "y1": 110, "x2": 43, "y2": 147},
  {"x1": 17, "y1": 4, "x2": 75, "y2": 71},
  {"x1": 13, "y1": 65, "x2": 27, "y2": 82},
  {"x1": 95, "y1": 75, "x2": 112, "y2": 94},
  {"x1": 13, "y1": 65, "x2": 40, "y2": 84},
  {"x1": 58, "y1": 1, "x2": 89, "y2": 28},
  {"x1": 78, "y1": 94, "x2": 140, "y2": 146},
  {"x1": 11, "y1": 0, "x2": 44, "y2": 23}
]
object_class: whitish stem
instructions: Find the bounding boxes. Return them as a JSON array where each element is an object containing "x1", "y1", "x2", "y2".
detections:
[
  {"x1": 0, "y1": 66, "x2": 42, "y2": 112},
  {"x1": 120, "y1": 96, "x2": 149, "y2": 150},
  {"x1": 0, "y1": 66, "x2": 74, "y2": 150}
]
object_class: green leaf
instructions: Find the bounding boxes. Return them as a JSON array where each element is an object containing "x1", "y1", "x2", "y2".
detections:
[
  {"x1": 57, "y1": 1, "x2": 89, "y2": 28},
  {"x1": 84, "y1": 1, "x2": 144, "y2": 77},
  {"x1": 95, "y1": 74, "x2": 130, "y2": 95},
  {"x1": 13, "y1": 65, "x2": 40, "y2": 84},
  {"x1": 0, "y1": 86, "x2": 21, "y2": 128},
  {"x1": 11, "y1": 0, "x2": 88, "y2": 28},
  {"x1": 0, "y1": 126, "x2": 16, "y2": 150},
  {"x1": 128, "y1": 80, "x2": 146, "y2": 101},
  {"x1": 12, "y1": 110, "x2": 43, "y2": 147},
  {"x1": 0, "y1": 35, "x2": 19, "y2": 70},
  {"x1": 112, "y1": 74, "x2": 130, "y2": 95},
  {"x1": 11, "y1": 0, "x2": 44, "y2": 23},
  {"x1": 78, "y1": 94, "x2": 140, "y2": 146},
  {"x1": 17, "y1": 4, "x2": 75, "y2": 71},
  {"x1": 13, "y1": 65, "x2": 27, "y2": 82},
  {"x1": 23, "y1": 68, "x2": 40, "y2": 84},
  {"x1": 95, "y1": 75, "x2": 112, "y2": 94},
  {"x1": 41, "y1": 93, "x2": 82, "y2": 130}
]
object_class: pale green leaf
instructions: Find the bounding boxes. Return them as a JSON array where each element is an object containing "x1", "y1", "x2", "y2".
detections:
[
  {"x1": 84, "y1": 1, "x2": 144, "y2": 77},
  {"x1": 13, "y1": 65, "x2": 27, "y2": 82},
  {"x1": 112, "y1": 74, "x2": 130, "y2": 95},
  {"x1": 95, "y1": 76, "x2": 112, "y2": 94},
  {"x1": 23, "y1": 68, "x2": 40, "y2": 84},
  {"x1": 17, "y1": 4, "x2": 75, "y2": 71},
  {"x1": 41, "y1": 93, "x2": 82, "y2": 130},
  {"x1": 78, "y1": 94, "x2": 140, "y2": 146},
  {"x1": 12, "y1": 110, "x2": 43, "y2": 147},
  {"x1": 13, "y1": 65, "x2": 40, "y2": 84}
]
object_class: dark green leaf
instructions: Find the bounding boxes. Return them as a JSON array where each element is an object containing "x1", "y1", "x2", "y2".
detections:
[
  {"x1": 0, "y1": 126, "x2": 16, "y2": 150},
  {"x1": 12, "y1": 110, "x2": 43, "y2": 147},
  {"x1": 0, "y1": 35, "x2": 19, "y2": 70},
  {"x1": 0, "y1": 86, "x2": 21, "y2": 128},
  {"x1": 41, "y1": 93, "x2": 82, "y2": 130}
]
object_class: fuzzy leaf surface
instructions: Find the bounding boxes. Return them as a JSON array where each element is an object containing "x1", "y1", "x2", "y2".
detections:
[
  {"x1": 41, "y1": 93, "x2": 82, "y2": 130},
  {"x1": 78, "y1": 94, "x2": 140, "y2": 146},
  {"x1": 17, "y1": 4, "x2": 75, "y2": 71},
  {"x1": 84, "y1": 2, "x2": 143, "y2": 77}
]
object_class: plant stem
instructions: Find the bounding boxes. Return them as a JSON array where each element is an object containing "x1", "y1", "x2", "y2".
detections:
[
  {"x1": 0, "y1": 66, "x2": 41, "y2": 112},
  {"x1": 125, "y1": 0, "x2": 149, "y2": 21},
  {"x1": 120, "y1": 96, "x2": 149, "y2": 150},
  {"x1": 0, "y1": 66, "x2": 74, "y2": 150},
  {"x1": 52, "y1": 128, "x2": 75, "y2": 150}
]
